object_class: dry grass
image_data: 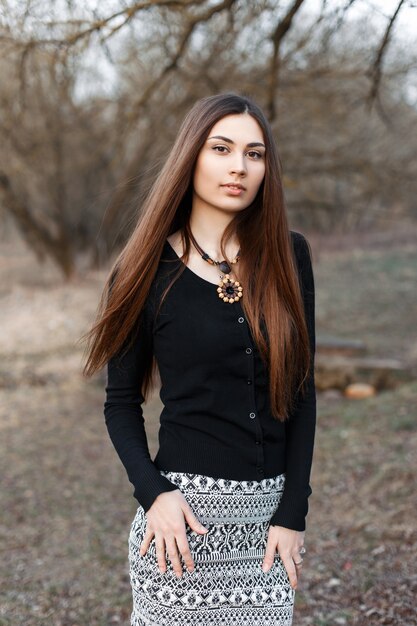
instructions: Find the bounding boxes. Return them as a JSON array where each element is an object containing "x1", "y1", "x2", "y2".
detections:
[{"x1": 0, "y1": 224, "x2": 416, "y2": 625}]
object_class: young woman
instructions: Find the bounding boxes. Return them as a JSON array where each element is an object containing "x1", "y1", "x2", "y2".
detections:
[{"x1": 83, "y1": 92, "x2": 316, "y2": 626}]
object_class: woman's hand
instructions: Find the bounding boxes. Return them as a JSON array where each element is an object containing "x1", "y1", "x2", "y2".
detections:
[
  {"x1": 139, "y1": 489, "x2": 209, "y2": 578},
  {"x1": 261, "y1": 525, "x2": 305, "y2": 590}
]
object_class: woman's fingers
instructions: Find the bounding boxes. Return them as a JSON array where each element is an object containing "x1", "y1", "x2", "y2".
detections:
[
  {"x1": 293, "y1": 552, "x2": 304, "y2": 578},
  {"x1": 280, "y1": 551, "x2": 298, "y2": 590},
  {"x1": 139, "y1": 527, "x2": 153, "y2": 556},
  {"x1": 263, "y1": 525, "x2": 306, "y2": 590},
  {"x1": 261, "y1": 536, "x2": 276, "y2": 573},
  {"x1": 176, "y1": 533, "x2": 195, "y2": 573},
  {"x1": 143, "y1": 525, "x2": 194, "y2": 577},
  {"x1": 165, "y1": 536, "x2": 184, "y2": 578},
  {"x1": 261, "y1": 543, "x2": 301, "y2": 590},
  {"x1": 182, "y1": 502, "x2": 209, "y2": 535},
  {"x1": 141, "y1": 492, "x2": 209, "y2": 576},
  {"x1": 262, "y1": 537, "x2": 298, "y2": 589},
  {"x1": 155, "y1": 532, "x2": 168, "y2": 574}
]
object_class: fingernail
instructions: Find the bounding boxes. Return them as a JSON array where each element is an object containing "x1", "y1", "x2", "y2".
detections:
[{"x1": 261, "y1": 563, "x2": 267, "y2": 572}]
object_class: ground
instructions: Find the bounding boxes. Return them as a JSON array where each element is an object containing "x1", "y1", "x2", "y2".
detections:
[{"x1": 0, "y1": 223, "x2": 416, "y2": 625}]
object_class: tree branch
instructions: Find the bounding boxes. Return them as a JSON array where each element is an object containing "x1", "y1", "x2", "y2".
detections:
[
  {"x1": 366, "y1": 0, "x2": 407, "y2": 110},
  {"x1": 266, "y1": 0, "x2": 307, "y2": 122},
  {"x1": 126, "y1": 0, "x2": 237, "y2": 126}
]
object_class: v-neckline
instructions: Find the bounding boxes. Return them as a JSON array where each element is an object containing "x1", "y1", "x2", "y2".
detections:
[{"x1": 165, "y1": 239, "x2": 221, "y2": 287}]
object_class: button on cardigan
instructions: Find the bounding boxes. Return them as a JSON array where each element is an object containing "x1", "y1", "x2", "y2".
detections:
[{"x1": 103, "y1": 230, "x2": 316, "y2": 531}]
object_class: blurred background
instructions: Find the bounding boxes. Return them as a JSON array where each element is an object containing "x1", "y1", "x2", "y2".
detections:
[{"x1": 1, "y1": 0, "x2": 416, "y2": 624}]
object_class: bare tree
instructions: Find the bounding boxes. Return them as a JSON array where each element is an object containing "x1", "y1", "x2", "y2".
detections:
[{"x1": 0, "y1": 0, "x2": 416, "y2": 277}]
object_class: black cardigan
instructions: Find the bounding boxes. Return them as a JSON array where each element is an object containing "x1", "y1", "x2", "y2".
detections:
[{"x1": 103, "y1": 230, "x2": 316, "y2": 531}]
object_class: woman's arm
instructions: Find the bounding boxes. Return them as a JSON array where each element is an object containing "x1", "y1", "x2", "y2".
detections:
[
  {"x1": 269, "y1": 232, "x2": 317, "y2": 531},
  {"x1": 103, "y1": 303, "x2": 179, "y2": 512}
]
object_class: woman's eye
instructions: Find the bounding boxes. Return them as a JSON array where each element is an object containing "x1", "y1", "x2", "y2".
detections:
[{"x1": 212, "y1": 146, "x2": 263, "y2": 159}]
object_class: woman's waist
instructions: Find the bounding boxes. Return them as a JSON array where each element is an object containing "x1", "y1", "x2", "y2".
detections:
[
  {"x1": 154, "y1": 433, "x2": 286, "y2": 482},
  {"x1": 158, "y1": 468, "x2": 286, "y2": 524}
]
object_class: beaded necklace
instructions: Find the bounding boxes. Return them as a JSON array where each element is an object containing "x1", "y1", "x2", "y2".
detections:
[{"x1": 184, "y1": 222, "x2": 243, "y2": 304}]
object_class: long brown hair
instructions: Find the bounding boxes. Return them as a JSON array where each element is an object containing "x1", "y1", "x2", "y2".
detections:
[{"x1": 80, "y1": 92, "x2": 312, "y2": 422}]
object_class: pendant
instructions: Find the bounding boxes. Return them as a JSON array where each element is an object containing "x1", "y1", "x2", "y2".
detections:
[{"x1": 217, "y1": 274, "x2": 243, "y2": 304}]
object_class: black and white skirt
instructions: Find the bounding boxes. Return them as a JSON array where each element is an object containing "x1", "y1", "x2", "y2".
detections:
[{"x1": 128, "y1": 470, "x2": 294, "y2": 626}]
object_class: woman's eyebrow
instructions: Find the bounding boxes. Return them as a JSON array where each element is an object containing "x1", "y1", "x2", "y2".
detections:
[{"x1": 207, "y1": 135, "x2": 266, "y2": 148}]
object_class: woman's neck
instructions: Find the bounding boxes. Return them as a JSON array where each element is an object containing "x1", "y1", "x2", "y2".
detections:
[{"x1": 187, "y1": 210, "x2": 239, "y2": 259}]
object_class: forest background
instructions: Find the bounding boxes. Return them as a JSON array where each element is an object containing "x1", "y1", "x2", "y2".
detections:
[{"x1": 0, "y1": 1, "x2": 416, "y2": 624}]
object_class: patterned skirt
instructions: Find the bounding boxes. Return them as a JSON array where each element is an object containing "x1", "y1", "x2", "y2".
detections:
[{"x1": 128, "y1": 470, "x2": 294, "y2": 626}]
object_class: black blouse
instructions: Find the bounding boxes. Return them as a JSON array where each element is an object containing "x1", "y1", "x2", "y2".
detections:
[{"x1": 103, "y1": 230, "x2": 316, "y2": 531}]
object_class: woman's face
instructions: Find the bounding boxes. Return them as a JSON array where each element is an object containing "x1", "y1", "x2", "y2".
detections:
[{"x1": 192, "y1": 113, "x2": 266, "y2": 214}]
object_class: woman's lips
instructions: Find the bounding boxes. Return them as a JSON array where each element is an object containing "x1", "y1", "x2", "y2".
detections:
[{"x1": 222, "y1": 184, "x2": 245, "y2": 196}]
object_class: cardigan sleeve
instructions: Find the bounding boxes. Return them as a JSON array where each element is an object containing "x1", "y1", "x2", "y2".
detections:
[
  {"x1": 103, "y1": 300, "x2": 179, "y2": 512},
  {"x1": 269, "y1": 232, "x2": 317, "y2": 531}
]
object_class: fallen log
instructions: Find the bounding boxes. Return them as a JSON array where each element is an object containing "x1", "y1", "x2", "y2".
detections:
[{"x1": 315, "y1": 354, "x2": 414, "y2": 391}]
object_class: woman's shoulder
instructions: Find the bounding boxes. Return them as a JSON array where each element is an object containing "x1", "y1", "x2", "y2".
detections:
[
  {"x1": 289, "y1": 229, "x2": 308, "y2": 246},
  {"x1": 289, "y1": 231, "x2": 315, "y2": 303},
  {"x1": 289, "y1": 230, "x2": 311, "y2": 264}
]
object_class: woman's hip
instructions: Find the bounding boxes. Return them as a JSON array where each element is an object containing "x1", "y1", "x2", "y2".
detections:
[{"x1": 128, "y1": 470, "x2": 286, "y2": 565}]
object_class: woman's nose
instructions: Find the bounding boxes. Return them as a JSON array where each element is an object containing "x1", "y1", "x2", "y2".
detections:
[{"x1": 229, "y1": 156, "x2": 247, "y2": 175}]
